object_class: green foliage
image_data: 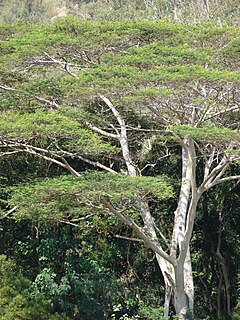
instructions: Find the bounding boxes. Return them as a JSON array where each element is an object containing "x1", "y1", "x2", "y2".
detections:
[
  {"x1": 1, "y1": 20, "x2": 239, "y2": 159},
  {"x1": 8, "y1": 171, "x2": 173, "y2": 220},
  {"x1": 32, "y1": 261, "x2": 122, "y2": 320},
  {"x1": 0, "y1": 17, "x2": 240, "y2": 320},
  {"x1": 0, "y1": 255, "x2": 66, "y2": 320},
  {"x1": 0, "y1": 20, "x2": 239, "y2": 127},
  {"x1": 0, "y1": 215, "x2": 171, "y2": 320},
  {"x1": 111, "y1": 301, "x2": 169, "y2": 320},
  {"x1": 172, "y1": 124, "x2": 240, "y2": 143},
  {"x1": 0, "y1": 108, "x2": 117, "y2": 155}
]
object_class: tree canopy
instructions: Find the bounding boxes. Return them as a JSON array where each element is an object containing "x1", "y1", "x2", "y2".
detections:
[{"x1": 0, "y1": 18, "x2": 239, "y2": 320}]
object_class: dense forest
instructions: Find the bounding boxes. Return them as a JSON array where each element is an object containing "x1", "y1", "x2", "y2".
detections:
[{"x1": 0, "y1": 1, "x2": 239, "y2": 320}]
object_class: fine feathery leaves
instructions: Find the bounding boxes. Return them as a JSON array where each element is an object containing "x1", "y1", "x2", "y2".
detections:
[{"x1": 8, "y1": 172, "x2": 174, "y2": 219}]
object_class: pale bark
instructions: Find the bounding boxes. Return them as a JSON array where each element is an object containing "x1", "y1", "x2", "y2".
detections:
[
  {"x1": 171, "y1": 143, "x2": 191, "y2": 259},
  {"x1": 170, "y1": 139, "x2": 196, "y2": 317},
  {"x1": 99, "y1": 95, "x2": 137, "y2": 177},
  {"x1": 156, "y1": 254, "x2": 174, "y2": 317},
  {"x1": 1, "y1": 92, "x2": 239, "y2": 319},
  {"x1": 139, "y1": 197, "x2": 175, "y2": 318},
  {"x1": 101, "y1": 198, "x2": 174, "y2": 265},
  {"x1": 0, "y1": 140, "x2": 81, "y2": 177},
  {"x1": 174, "y1": 263, "x2": 189, "y2": 319},
  {"x1": 98, "y1": 97, "x2": 179, "y2": 317},
  {"x1": 96, "y1": 99, "x2": 200, "y2": 318}
]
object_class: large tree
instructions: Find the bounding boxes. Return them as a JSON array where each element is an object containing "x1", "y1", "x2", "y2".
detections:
[{"x1": 0, "y1": 18, "x2": 239, "y2": 319}]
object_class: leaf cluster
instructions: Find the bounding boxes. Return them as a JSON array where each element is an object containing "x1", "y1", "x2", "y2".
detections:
[
  {"x1": 0, "y1": 255, "x2": 66, "y2": 320},
  {"x1": 172, "y1": 124, "x2": 240, "y2": 143},
  {"x1": 8, "y1": 172, "x2": 173, "y2": 219}
]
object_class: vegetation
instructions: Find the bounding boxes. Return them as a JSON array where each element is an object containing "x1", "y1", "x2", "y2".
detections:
[
  {"x1": 0, "y1": 9, "x2": 239, "y2": 320},
  {"x1": 0, "y1": 255, "x2": 65, "y2": 319},
  {"x1": 0, "y1": 0, "x2": 239, "y2": 24}
]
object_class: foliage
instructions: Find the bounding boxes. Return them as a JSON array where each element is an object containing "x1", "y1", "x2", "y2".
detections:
[
  {"x1": 1, "y1": 0, "x2": 239, "y2": 24},
  {"x1": 7, "y1": 171, "x2": 173, "y2": 221},
  {"x1": 0, "y1": 255, "x2": 66, "y2": 320},
  {"x1": 172, "y1": 124, "x2": 240, "y2": 143},
  {"x1": 0, "y1": 18, "x2": 239, "y2": 320}
]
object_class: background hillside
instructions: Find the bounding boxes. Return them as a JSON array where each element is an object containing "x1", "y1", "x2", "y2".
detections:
[{"x1": 0, "y1": 0, "x2": 239, "y2": 24}]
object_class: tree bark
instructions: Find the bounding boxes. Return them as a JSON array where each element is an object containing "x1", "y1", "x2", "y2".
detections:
[
  {"x1": 173, "y1": 263, "x2": 190, "y2": 320},
  {"x1": 170, "y1": 140, "x2": 196, "y2": 317}
]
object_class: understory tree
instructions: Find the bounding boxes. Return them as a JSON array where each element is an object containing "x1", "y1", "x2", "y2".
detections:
[
  {"x1": 0, "y1": 255, "x2": 64, "y2": 320},
  {"x1": 0, "y1": 18, "x2": 239, "y2": 319}
]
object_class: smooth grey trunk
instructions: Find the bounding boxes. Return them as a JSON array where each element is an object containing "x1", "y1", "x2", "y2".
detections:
[
  {"x1": 95, "y1": 97, "x2": 240, "y2": 319},
  {"x1": 170, "y1": 140, "x2": 195, "y2": 316},
  {"x1": 138, "y1": 140, "x2": 197, "y2": 319},
  {"x1": 156, "y1": 254, "x2": 174, "y2": 317},
  {"x1": 174, "y1": 263, "x2": 189, "y2": 319}
]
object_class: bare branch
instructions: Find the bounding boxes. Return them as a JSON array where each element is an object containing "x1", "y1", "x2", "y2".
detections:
[
  {"x1": 0, "y1": 141, "x2": 81, "y2": 177},
  {"x1": 32, "y1": 96, "x2": 59, "y2": 109},
  {"x1": 0, "y1": 150, "x2": 22, "y2": 157},
  {"x1": 71, "y1": 213, "x2": 96, "y2": 221},
  {"x1": 98, "y1": 94, "x2": 125, "y2": 129},
  {"x1": 198, "y1": 157, "x2": 229, "y2": 192},
  {"x1": 210, "y1": 175, "x2": 240, "y2": 186},
  {"x1": 0, "y1": 84, "x2": 15, "y2": 91},
  {"x1": 146, "y1": 104, "x2": 170, "y2": 126},
  {"x1": 0, "y1": 206, "x2": 18, "y2": 220},
  {"x1": 102, "y1": 197, "x2": 175, "y2": 266},
  {"x1": 204, "y1": 104, "x2": 240, "y2": 122},
  {"x1": 55, "y1": 147, "x2": 118, "y2": 174},
  {"x1": 0, "y1": 83, "x2": 59, "y2": 109},
  {"x1": 84, "y1": 121, "x2": 118, "y2": 139},
  {"x1": 41, "y1": 51, "x2": 77, "y2": 77},
  {"x1": 203, "y1": 147, "x2": 216, "y2": 180},
  {"x1": 58, "y1": 213, "x2": 96, "y2": 226},
  {"x1": 114, "y1": 234, "x2": 144, "y2": 242},
  {"x1": 99, "y1": 95, "x2": 137, "y2": 176},
  {"x1": 57, "y1": 156, "x2": 81, "y2": 177}
]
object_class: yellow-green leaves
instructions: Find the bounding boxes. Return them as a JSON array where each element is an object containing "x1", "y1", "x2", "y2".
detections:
[
  {"x1": 9, "y1": 172, "x2": 173, "y2": 219},
  {"x1": 172, "y1": 124, "x2": 240, "y2": 143},
  {"x1": 0, "y1": 109, "x2": 117, "y2": 154}
]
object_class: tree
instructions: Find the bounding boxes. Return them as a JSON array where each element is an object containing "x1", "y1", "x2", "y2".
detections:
[
  {"x1": 0, "y1": 255, "x2": 65, "y2": 320},
  {"x1": 0, "y1": 18, "x2": 239, "y2": 319}
]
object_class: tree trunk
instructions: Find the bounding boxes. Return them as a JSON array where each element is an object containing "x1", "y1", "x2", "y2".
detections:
[
  {"x1": 170, "y1": 141, "x2": 195, "y2": 317},
  {"x1": 138, "y1": 197, "x2": 175, "y2": 318},
  {"x1": 173, "y1": 263, "x2": 192, "y2": 320},
  {"x1": 156, "y1": 254, "x2": 174, "y2": 318},
  {"x1": 184, "y1": 247, "x2": 194, "y2": 312}
]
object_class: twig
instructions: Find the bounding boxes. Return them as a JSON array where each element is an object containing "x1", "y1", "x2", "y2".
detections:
[
  {"x1": 114, "y1": 234, "x2": 144, "y2": 242},
  {"x1": 0, "y1": 206, "x2": 18, "y2": 220}
]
